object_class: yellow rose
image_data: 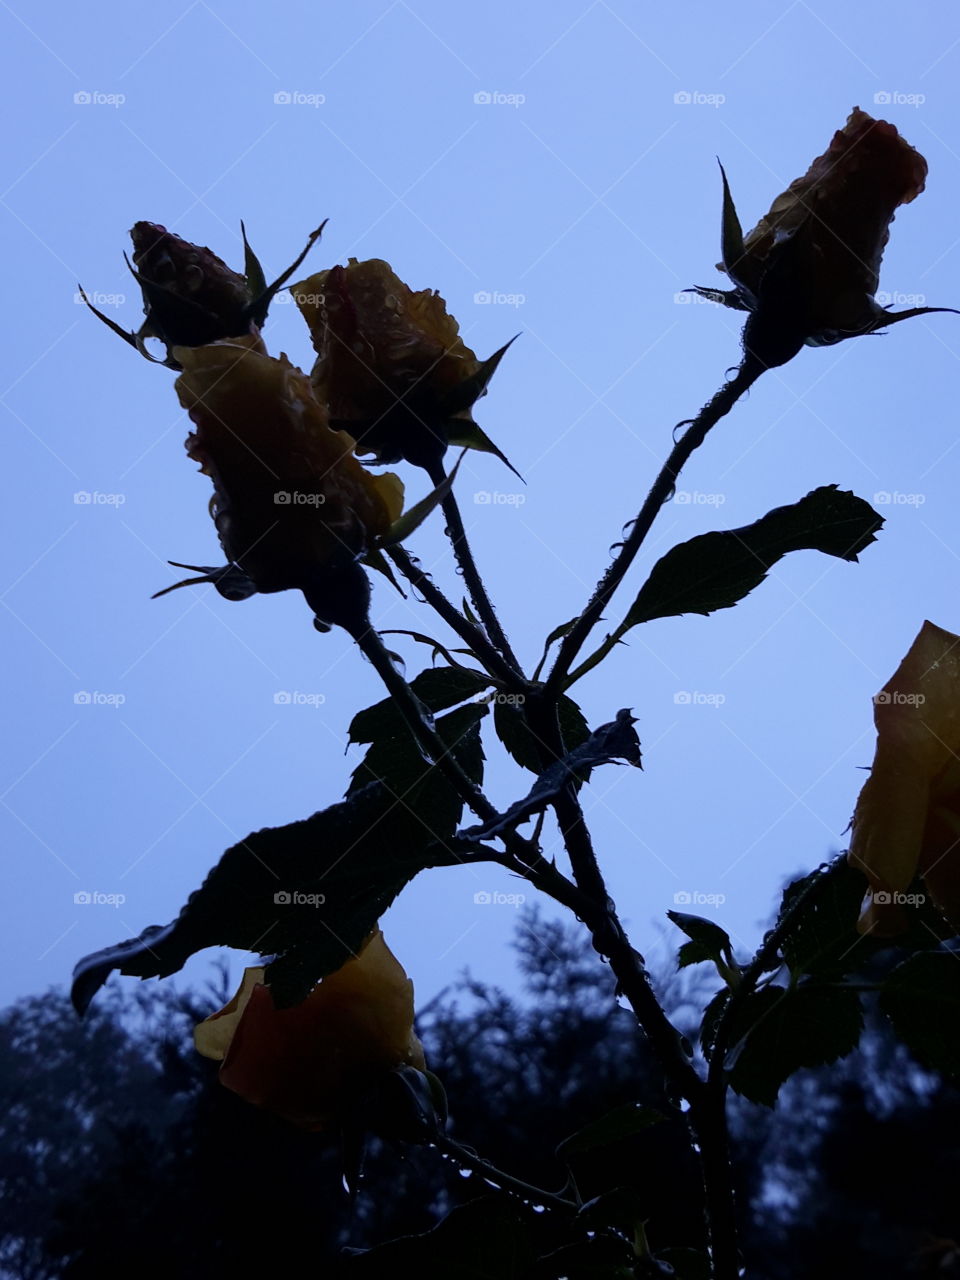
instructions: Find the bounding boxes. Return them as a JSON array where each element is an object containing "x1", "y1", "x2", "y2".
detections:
[
  {"x1": 174, "y1": 335, "x2": 403, "y2": 623},
  {"x1": 293, "y1": 259, "x2": 487, "y2": 469},
  {"x1": 848, "y1": 620, "x2": 960, "y2": 936},
  {"x1": 194, "y1": 930, "x2": 426, "y2": 1131},
  {"x1": 691, "y1": 108, "x2": 955, "y2": 367}
]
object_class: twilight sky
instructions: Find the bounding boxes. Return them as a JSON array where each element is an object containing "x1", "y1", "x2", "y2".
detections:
[{"x1": 3, "y1": 0, "x2": 960, "y2": 1013}]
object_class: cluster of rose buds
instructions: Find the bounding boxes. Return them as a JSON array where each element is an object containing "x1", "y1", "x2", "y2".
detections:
[
  {"x1": 84, "y1": 221, "x2": 514, "y2": 631},
  {"x1": 84, "y1": 222, "x2": 520, "y2": 1128}
]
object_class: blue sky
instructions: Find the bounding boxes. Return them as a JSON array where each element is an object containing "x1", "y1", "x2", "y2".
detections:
[{"x1": 3, "y1": 0, "x2": 960, "y2": 1012}]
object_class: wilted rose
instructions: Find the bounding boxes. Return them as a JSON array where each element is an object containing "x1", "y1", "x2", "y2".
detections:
[
  {"x1": 194, "y1": 930, "x2": 426, "y2": 1130},
  {"x1": 848, "y1": 620, "x2": 960, "y2": 936},
  {"x1": 690, "y1": 108, "x2": 956, "y2": 367}
]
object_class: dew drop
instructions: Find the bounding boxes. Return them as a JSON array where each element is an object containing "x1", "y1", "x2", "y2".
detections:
[
  {"x1": 458, "y1": 1167, "x2": 473, "y2": 1179},
  {"x1": 531, "y1": 1204, "x2": 546, "y2": 1214}
]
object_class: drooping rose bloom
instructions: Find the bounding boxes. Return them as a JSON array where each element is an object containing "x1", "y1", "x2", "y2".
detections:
[
  {"x1": 194, "y1": 930, "x2": 426, "y2": 1130},
  {"x1": 175, "y1": 335, "x2": 403, "y2": 627},
  {"x1": 848, "y1": 620, "x2": 960, "y2": 936}
]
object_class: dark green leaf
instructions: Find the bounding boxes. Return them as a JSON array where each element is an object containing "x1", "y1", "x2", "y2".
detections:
[
  {"x1": 348, "y1": 666, "x2": 490, "y2": 744},
  {"x1": 239, "y1": 220, "x2": 268, "y2": 299},
  {"x1": 667, "y1": 911, "x2": 733, "y2": 969},
  {"x1": 439, "y1": 335, "x2": 519, "y2": 417},
  {"x1": 880, "y1": 950, "x2": 960, "y2": 1075},
  {"x1": 777, "y1": 859, "x2": 872, "y2": 979},
  {"x1": 678, "y1": 940, "x2": 716, "y2": 969},
  {"x1": 493, "y1": 695, "x2": 590, "y2": 774},
  {"x1": 557, "y1": 1102, "x2": 664, "y2": 1158},
  {"x1": 532, "y1": 618, "x2": 578, "y2": 680},
  {"x1": 380, "y1": 453, "x2": 463, "y2": 548},
  {"x1": 718, "y1": 160, "x2": 747, "y2": 287},
  {"x1": 446, "y1": 419, "x2": 523, "y2": 482},
  {"x1": 465, "y1": 709, "x2": 640, "y2": 841},
  {"x1": 624, "y1": 486, "x2": 883, "y2": 629},
  {"x1": 699, "y1": 988, "x2": 729, "y2": 1058},
  {"x1": 726, "y1": 983, "x2": 863, "y2": 1107},
  {"x1": 349, "y1": 702, "x2": 487, "y2": 852},
  {"x1": 72, "y1": 781, "x2": 464, "y2": 1015}
]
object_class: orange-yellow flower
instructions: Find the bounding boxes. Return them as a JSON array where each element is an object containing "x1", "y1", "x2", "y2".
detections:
[
  {"x1": 848, "y1": 620, "x2": 960, "y2": 936},
  {"x1": 174, "y1": 335, "x2": 403, "y2": 623},
  {"x1": 691, "y1": 108, "x2": 956, "y2": 367},
  {"x1": 293, "y1": 258, "x2": 499, "y2": 469},
  {"x1": 194, "y1": 930, "x2": 426, "y2": 1131}
]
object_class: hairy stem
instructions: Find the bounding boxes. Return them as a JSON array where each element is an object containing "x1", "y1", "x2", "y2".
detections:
[
  {"x1": 425, "y1": 456, "x2": 524, "y2": 676},
  {"x1": 347, "y1": 618, "x2": 498, "y2": 825},
  {"x1": 545, "y1": 360, "x2": 763, "y2": 697}
]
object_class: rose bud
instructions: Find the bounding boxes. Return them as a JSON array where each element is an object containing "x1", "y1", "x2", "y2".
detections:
[
  {"x1": 81, "y1": 221, "x2": 325, "y2": 368},
  {"x1": 687, "y1": 107, "x2": 957, "y2": 368}
]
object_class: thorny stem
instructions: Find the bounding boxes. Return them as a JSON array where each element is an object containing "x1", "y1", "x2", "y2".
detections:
[
  {"x1": 523, "y1": 693, "x2": 738, "y2": 1277},
  {"x1": 424, "y1": 456, "x2": 525, "y2": 677},
  {"x1": 386, "y1": 545, "x2": 524, "y2": 690},
  {"x1": 347, "y1": 616, "x2": 562, "y2": 888},
  {"x1": 433, "y1": 1133, "x2": 577, "y2": 1215},
  {"x1": 545, "y1": 360, "x2": 763, "y2": 697},
  {"x1": 347, "y1": 618, "x2": 498, "y2": 826}
]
